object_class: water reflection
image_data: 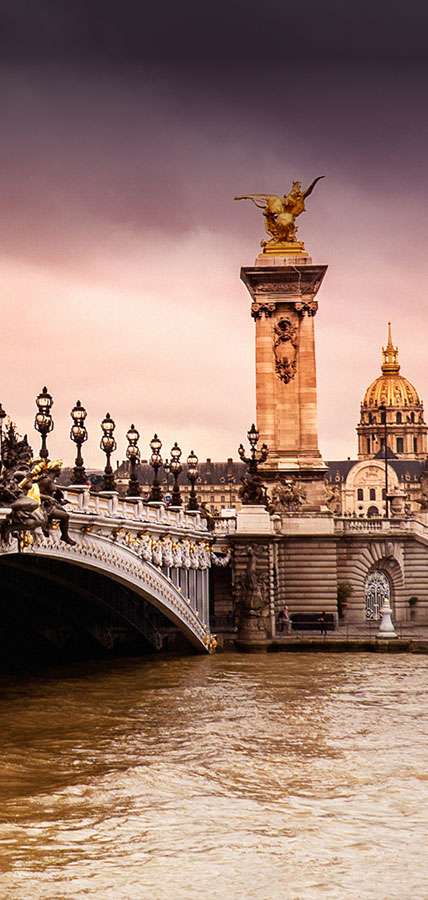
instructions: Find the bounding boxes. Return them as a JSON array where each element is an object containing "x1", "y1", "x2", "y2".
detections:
[{"x1": 0, "y1": 654, "x2": 427, "y2": 898}]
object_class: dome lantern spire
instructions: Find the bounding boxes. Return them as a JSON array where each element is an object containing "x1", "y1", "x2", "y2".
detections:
[{"x1": 381, "y1": 321, "x2": 400, "y2": 375}]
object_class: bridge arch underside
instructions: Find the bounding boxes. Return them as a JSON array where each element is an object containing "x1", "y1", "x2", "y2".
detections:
[{"x1": 0, "y1": 554, "x2": 202, "y2": 665}]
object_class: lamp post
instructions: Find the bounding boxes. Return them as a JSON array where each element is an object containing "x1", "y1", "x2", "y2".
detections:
[
  {"x1": 238, "y1": 423, "x2": 269, "y2": 505},
  {"x1": 149, "y1": 433, "x2": 163, "y2": 502},
  {"x1": 34, "y1": 386, "x2": 54, "y2": 460},
  {"x1": 187, "y1": 450, "x2": 199, "y2": 511},
  {"x1": 126, "y1": 424, "x2": 141, "y2": 497},
  {"x1": 238, "y1": 423, "x2": 268, "y2": 475},
  {"x1": 379, "y1": 404, "x2": 389, "y2": 518},
  {"x1": 100, "y1": 412, "x2": 117, "y2": 491},
  {"x1": 170, "y1": 442, "x2": 182, "y2": 507},
  {"x1": 69, "y1": 400, "x2": 88, "y2": 485},
  {"x1": 0, "y1": 403, "x2": 6, "y2": 473}
]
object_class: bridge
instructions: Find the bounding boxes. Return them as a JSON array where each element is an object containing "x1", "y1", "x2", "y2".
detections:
[{"x1": 0, "y1": 487, "x2": 214, "y2": 654}]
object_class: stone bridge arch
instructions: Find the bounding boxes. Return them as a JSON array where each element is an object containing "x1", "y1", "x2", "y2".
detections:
[{"x1": 0, "y1": 530, "x2": 211, "y2": 653}]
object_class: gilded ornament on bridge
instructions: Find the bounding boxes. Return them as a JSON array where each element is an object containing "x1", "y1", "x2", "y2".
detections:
[
  {"x1": 234, "y1": 176, "x2": 324, "y2": 250},
  {"x1": 273, "y1": 317, "x2": 298, "y2": 384},
  {"x1": 0, "y1": 423, "x2": 75, "y2": 548},
  {"x1": 203, "y1": 633, "x2": 218, "y2": 654}
]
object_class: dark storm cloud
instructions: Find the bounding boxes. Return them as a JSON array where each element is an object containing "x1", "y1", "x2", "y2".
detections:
[
  {"x1": 1, "y1": 0, "x2": 428, "y2": 63},
  {"x1": 2, "y1": 6, "x2": 428, "y2": 464},
  {"x1": 1, "y1": 59, "x2": 428, "y2": 272}
]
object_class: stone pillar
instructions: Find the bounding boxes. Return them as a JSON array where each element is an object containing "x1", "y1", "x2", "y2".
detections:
[{"x1": 241, "y1": 249, "x2": 327, "y2": 479}]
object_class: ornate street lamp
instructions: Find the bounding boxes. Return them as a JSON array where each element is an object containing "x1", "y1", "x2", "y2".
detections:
[
  {"x1": 379, "y1": 403, "x2": 389, "y2": 518},
  {"x1": 170, "y1": 441, "x2": 182, "y2": 506},
  {"x1": 149, "y1": 433, "x2": 163, "y2": 502},
  {"x1": 0, "y1": 403, "x2": 6, "y2": 473},
  {"x1": 100, "y1": 412, "x2": 117, "y2": 491},
  {"x1": 70, "y1": 400, "x2": 88, "y2": 484},
  {"x1": 34, "y1": 386, "x2": 54, "y2": 460},
  {"x1": 34, "y1": 387, "x2": 54, "y2": 459},
  {"x1": 238, "y1": 422, "x2": 269, "y2": 505},
  {"x1": 186, "y1": 449, "x2": 199, "y2": 511},
  {"x1": 238, "y1": 423, "x2": 268, "y2": 474},
  {"x1": 126, "y1": 423, "x2": 141, "y2": 497}
]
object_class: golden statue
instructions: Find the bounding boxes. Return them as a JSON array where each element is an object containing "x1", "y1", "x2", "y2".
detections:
[{"x1": 235, "y1": 176, "x2": 324, "y2": 250}]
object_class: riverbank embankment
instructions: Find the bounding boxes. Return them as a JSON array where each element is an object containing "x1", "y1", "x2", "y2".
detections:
[{"x1": 235, "y1": 636, "x2": 428, "y2": 653}]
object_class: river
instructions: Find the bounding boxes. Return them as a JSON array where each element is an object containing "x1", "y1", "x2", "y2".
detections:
[{"x1": 0, "y1": 652, "x2": 427, "y2": 899}]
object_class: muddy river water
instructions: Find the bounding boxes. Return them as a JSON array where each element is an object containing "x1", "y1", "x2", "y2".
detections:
[{"x1": 0, "y1": 652, "x2": 427, "y2": 899}]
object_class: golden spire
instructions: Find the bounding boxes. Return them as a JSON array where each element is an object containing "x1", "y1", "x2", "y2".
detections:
[{"x1": 381, "y1": 322, "x2": 400, "y2": 375}]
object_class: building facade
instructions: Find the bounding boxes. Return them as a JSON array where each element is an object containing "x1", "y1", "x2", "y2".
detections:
[
  {"x1": 116, "y1": 239, "x2": 428, "y2": 630},
  {"x1": 116, "y1": 458, "x2": 245, "y2": 516}
]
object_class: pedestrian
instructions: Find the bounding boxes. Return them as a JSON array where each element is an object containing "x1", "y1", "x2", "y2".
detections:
[
  {"x1": 319, "y1": 610, "x2": 328, "y2": 636},
  {"x1": 277, "y1": 608, "x2": 286, "y2": 633},
  {"x1": 276, "y1": 606, "x2": 291, "y2": 635}
]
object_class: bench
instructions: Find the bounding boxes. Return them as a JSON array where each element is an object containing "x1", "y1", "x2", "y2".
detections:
[{"x1": 290, "y1": 612, "x2": 336, "y2": 632}]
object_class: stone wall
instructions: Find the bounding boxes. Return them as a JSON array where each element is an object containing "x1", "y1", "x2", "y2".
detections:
[
  {"x1": 336, "y1": 532, "x2": 428, "y2": 624},
  {"x1": 221, "y1": 520, "x2": 428, "y2": 630},
  {"x1": 278, "y1": 536, "x2": 338, "y2": 617},
  {"x1": 402, "y1": 537, "x2": 428, "y2": 624}
]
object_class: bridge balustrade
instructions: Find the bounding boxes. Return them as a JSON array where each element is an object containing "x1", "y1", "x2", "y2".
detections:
[{"x1": 64, "y1": 486, "x2": 207, "y2": 531}]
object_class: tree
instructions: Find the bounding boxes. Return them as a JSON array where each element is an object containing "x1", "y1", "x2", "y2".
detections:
[{"x1": 337, "y1": 581, "x2": 353, "y2": 620}]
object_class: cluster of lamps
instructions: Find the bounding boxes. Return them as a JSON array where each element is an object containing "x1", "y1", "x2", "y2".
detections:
[
  {"x1": 238, "y1": 423, "x2": 268, "y2": 472},
  {"x1": 30, "y1": 387, "x2": 201, "y2": 510}
]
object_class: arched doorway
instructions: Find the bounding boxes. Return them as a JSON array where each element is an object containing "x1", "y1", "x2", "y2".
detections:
[
  {"x1": 365, "y1": 570, "x2": 391, "y2": 620},
  {"x1": 367, "y1": 505, "x2": 380, "y2": 518}
]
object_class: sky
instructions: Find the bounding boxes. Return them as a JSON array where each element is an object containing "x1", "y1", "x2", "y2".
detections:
[{"x1": 2, "y1": 2, "x2": 428, "y2": 467}]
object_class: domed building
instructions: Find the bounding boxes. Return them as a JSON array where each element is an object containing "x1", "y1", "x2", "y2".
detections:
[
  {"x1": 357, "y1": 323, "x2": 427, "y2": 460},
  {"x1": 326, "y1": 324, "x2": 428, "y2": 519}
]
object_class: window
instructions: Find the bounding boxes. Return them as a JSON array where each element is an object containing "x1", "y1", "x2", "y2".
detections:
[
  {"x1": 414, "y1": 437, "x2": 418, "y2": 453},
  {"x1": 396, "y1": 437, "x2": 404, "y2": 453},
  {"x1": 357, "y1": 488, "x2": 364, "y2": 501},
  {"x1": 366, "y1": 437, "x2": 370, "y2": 453},
  {"x1": 382, "y1": 488, "x2": 386, "y2": 500},
  {"x1": 396, "y1": 412, "x2": 402, "y2": 424},
  {"x1": 369, "y1": 488, "x2": 376, "y2": 501}
]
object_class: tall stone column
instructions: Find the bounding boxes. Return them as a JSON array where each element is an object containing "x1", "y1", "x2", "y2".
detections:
[{"x1": 241, "y1": 248, "x2": 327, "y2": 505}]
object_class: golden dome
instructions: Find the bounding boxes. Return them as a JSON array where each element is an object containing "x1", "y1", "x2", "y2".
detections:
[{"x1": 362, "y1": 323, "x2": 422, "y2": 409}]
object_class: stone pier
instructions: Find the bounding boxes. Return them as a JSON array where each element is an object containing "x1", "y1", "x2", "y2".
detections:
[{"x1": 240, "y1": 246, "x2": 328, "y2": 508}]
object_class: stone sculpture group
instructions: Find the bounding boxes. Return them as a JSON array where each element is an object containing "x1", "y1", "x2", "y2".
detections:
[{"x1": 0, "y1": 422, "x2": 75, "y2": 547}]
